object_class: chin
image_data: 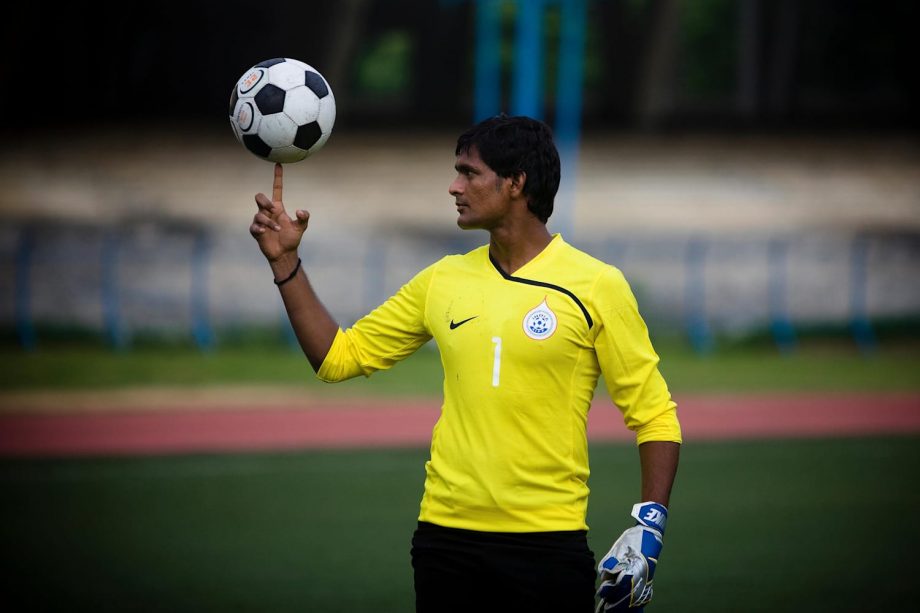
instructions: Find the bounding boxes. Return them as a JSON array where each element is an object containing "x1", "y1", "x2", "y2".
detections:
[{"x1": 457, "y1": 220, "x2": 483, "y2": 231}]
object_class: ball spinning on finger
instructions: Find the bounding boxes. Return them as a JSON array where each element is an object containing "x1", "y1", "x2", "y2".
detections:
[{"x1": 229, "y1": 58, "x2": 336, "y2": 163}]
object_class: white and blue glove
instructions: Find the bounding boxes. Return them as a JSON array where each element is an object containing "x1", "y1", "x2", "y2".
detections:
[{"x1": 595, "y1": 502, "x2": 667, "y2": 612}]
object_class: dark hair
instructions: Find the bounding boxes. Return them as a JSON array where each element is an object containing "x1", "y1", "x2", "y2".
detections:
[{"x1": 455, "y1": 114, "x2": 560, "y2": 223}]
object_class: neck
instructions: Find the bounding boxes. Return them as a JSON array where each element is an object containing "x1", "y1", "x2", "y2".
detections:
[{"x1": 488, "y1": 222, "x2": 554, "y2": 275}]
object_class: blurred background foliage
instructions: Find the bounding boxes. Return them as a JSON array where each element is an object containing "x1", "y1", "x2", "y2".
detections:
[
  {"x1": 1, "y1": 0, "x2": 917, "y2": 356},
  {"x1": 3, "y1": 0, "x2": 917, "y2": 132},
  {"x1": 1, "y1": 6, "x2": 917, "y2": 611}
]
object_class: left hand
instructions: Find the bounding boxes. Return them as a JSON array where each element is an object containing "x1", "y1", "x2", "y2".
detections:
[{"x1": 596, "y1": 502, "x2": 667, "y2": 611}]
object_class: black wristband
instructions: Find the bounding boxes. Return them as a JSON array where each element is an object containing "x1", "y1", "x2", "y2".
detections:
[{"x1": 274, "y1": 258, "x2": 302, "y2": 286}]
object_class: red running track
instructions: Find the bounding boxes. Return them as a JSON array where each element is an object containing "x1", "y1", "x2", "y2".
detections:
[{"x1": 0, "y1": 393, "x2": 918, "y2": 457}]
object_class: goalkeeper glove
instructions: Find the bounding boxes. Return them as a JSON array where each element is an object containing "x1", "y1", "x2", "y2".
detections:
[{"x1": 595, "y1": 501, "x2": 667, "y2": 612}]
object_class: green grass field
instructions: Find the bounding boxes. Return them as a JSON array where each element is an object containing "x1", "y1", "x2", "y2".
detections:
[
  {"x1": 2, "y1": 337, "x2": 918, "y2": 611},
  {"x1": 2, "y1": 437, "x2": 918, "y2": 612},
  {"x1": 2, "y1": 336, "x2": 919, "y2": 394}
]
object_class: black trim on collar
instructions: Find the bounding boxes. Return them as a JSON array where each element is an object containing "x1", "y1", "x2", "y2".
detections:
[{"x1": 489, "y1": 253, "x2": 594, "y2": 329}]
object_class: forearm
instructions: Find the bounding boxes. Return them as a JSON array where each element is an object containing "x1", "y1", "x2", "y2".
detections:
[
  {"x1": 638, "y1": 440, "x2": 680, "y2": 506},
  {"x1": 270, "y1": 252, "x2": 339, "y2": 372},
  {"x1": 597, "y1": 441, "x2": 679, "y2": 608}
]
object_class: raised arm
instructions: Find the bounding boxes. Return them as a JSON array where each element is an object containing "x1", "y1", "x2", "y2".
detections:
[{"x1": 250, "y1": 163, "x2": 339, "y2": 371}]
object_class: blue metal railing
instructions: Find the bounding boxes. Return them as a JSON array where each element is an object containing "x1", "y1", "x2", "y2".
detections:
[
  {"x1": 849, "y1": 234, "x2": 877, "y2": 353},
  {"x1": 6, "y1": 225, "x2": 915, "y2": 354},
  {"x1": 14, "y1": 228, "x2": 35, "y2": 351},
  {"x1": 768, "y1": 238, "x2": 796, "y2": 353}
]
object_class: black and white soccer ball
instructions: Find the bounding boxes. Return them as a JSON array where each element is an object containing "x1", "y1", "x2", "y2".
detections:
[{"x1": 229, "y1": 58, "x2": 336, "y2": 163}]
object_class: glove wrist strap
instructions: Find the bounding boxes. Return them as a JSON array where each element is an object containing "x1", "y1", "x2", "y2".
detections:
[{"x1": 631, "y1": 501, "x2": 668, "y2": 535}]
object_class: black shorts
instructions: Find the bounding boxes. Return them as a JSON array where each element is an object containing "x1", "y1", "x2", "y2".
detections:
[{"x1": 411, "y1": 521, "x2": 597, "y2": 613}]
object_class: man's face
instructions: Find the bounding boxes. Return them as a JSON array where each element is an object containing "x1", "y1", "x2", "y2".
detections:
[{"x1": 449, "y1": 146, "x2": 513, "y2": 230}]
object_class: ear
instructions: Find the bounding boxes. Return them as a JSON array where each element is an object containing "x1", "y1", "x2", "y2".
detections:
[{"x1": 508, "y1": 170, "x2": 526, "y2": 198}]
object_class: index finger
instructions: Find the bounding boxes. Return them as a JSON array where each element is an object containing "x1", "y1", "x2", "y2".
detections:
[{"x1": 272, "y1": 163, "x2": 283, "y2": 203}]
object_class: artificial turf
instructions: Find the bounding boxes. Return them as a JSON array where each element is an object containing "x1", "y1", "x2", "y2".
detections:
[{"x1": 2, "y1": 436, "x2": 917, "y2": 612}]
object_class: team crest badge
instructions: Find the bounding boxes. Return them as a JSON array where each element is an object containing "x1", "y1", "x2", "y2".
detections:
[{"x1": 522, "y1": 298, "x2": 557, "y2": 340}]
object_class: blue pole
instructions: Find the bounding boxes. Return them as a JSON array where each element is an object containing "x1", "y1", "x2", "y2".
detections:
[
  {"x1": 282, "y1": 292, "x2": 299, "y2": 350},
  {"x1": 363, "y1": 238, "x2": 388, "y2": 314},
  {"x1": 474, "y1": 0, "x2": 504, "y2": 121},
  {"x1": 191, "y1": 231, "x2": 214, "y2": 351},
  {"x1": 767, "y1": 238, "x2": 796, "y2": 353},
  {"x1": 282, "y1": 251, "x2": 306, "y2": 351},
  {"x1": 280, "y1": 255, "x2": 298, "y2": 349},
  {"x1": 553, "y1": 0, "x2": 587, "y2": 240},
  {"x1": 511, "y1": 0, "x2": 544, "y2": 119},
  {"x1": 101, "y1": 232, "x2": 128, "y2": 349},
  {"x1": 555, "y1": 0, "x2": 586, "y2": 144},
  {"x1": 685, "y1": 238, "x2": 713, "y2": 354},
  {"x1": 605, "y1": 239, "x2": 626, "y2": 268},
  {"x1": 849, "y1": 234, "x2": 877, "y2": 353},
  {"x1": 14, "y1": 228, "x2": 36, "y2": 351}
]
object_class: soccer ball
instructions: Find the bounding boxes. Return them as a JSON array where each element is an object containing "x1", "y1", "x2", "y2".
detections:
[{"x1": 229, "y1": 58, "x2": 336, "y2": 163}]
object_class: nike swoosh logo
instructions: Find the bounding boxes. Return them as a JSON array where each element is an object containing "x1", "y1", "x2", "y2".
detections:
[{"x1": 449, "y1": 316, "x2": 478, "y2": 330}]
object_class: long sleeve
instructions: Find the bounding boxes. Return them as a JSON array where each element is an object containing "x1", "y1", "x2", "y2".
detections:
[
  {"x1": 316, "y1": 262, "x2": 436, "y2": 382},
  {"x1": 593, "y1": 267, "x2": 682, "y2": 445}
]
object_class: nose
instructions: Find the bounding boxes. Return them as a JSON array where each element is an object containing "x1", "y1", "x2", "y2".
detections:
[{"x1": 449, "y1": 175, "x2": 463, "y2": 197}]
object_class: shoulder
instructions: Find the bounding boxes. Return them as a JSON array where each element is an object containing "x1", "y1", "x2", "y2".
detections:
[
  {"x1": 409, "y1": 244, "x2": 488, "y2": 284},
  {"x1": 554, "y1": 241, "x2": 636, "y2": 308},
  {"x1": 557, "y1": 241, "x2": 609, "y2": 271},
  {"x1": 430, "y1": 244, "x2": 489, "y2": 272},
  {"x1": 554, "y1": 240, "x2": 627, "y2": 286}
]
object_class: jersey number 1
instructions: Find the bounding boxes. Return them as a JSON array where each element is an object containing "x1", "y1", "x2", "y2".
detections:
[{"x1": 491, "y1": 336, "x2": 502, "y2": 387}]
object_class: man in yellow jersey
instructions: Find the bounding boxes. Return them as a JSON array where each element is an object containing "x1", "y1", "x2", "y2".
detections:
[{"x1": 249, "y1": 115, "x2": 681, "y2": 612}]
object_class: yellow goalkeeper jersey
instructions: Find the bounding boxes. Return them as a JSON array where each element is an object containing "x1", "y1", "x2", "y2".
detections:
[{"x1": 317, "y1": 234, "x2": 681, "y2": 532}]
